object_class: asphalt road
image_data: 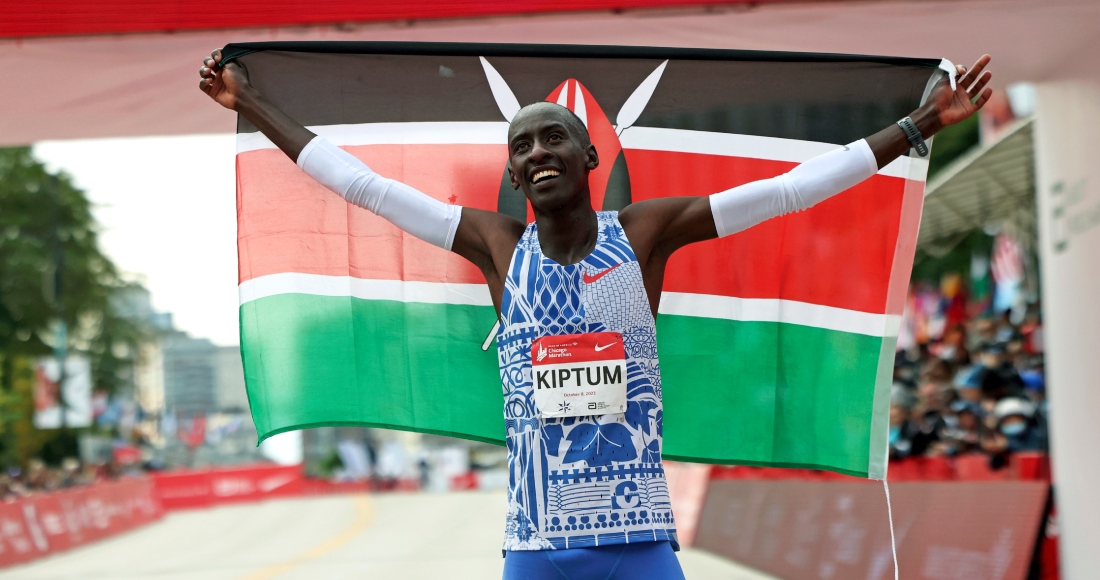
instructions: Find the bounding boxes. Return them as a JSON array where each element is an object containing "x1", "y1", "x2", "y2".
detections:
[{"x1": 0, "y1": 491, "x2": 777, "y2": 580}]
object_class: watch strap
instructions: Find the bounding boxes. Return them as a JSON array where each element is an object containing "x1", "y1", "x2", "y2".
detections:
[{"x1": 896, "y1": 116, "x2": 929, "y2": 157}]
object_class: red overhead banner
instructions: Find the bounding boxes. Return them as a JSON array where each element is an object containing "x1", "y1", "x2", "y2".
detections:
[{"x1": 2, "y1": 0, "x2": 777, "y2": 39}]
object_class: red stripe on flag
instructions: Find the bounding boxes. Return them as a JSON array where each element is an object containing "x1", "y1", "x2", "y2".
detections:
[
  {"x1": 238, "y1": 144, "x2": 919, "y2": 314},
  {"x1": 624, "y1": 149, "x2": 916, "y2": 313},
  {"x1": 237, "y1": 145, "x2": 498, "y2": 285},
  {"x1": 884, "y1": 174, "x2": 926, "y2": 316}
]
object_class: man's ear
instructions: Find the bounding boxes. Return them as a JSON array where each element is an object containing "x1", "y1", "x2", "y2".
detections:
[
  {"x1": 585, "y1": 144, "x2": 600, "y2": 171},
  {"x1": 507, "y1": 163, "x2": 521, "y2": 191}
]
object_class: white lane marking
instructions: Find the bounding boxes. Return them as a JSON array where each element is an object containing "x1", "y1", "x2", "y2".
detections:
[{"x1": 239, "y1": 273, "x2": 898, "y2": 337}]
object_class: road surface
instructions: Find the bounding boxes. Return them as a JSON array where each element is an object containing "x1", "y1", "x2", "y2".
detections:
[{"x1": 0, "y1": 491, "x2": 777, "y2": 579}]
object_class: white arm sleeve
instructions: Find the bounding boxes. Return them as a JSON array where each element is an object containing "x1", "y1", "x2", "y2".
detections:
[
  {"x1": 709, "y1": 139, "x2": 878, "y2": 237},
  {"x1": 297, "y1": 136, "x2": 463, "y2": 251}
]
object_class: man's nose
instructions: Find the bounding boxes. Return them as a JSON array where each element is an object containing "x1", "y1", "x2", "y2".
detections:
[{"x1": 529, "y1": 139, "x2": 553, "y2": 162}]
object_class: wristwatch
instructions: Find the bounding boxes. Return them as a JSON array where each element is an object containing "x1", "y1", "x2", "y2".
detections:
[{"x1": 896, "y1": 117, "x2": 929, "y2": 157}]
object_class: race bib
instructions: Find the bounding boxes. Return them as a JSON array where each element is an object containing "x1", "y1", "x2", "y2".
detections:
[{"x1": 531, "y1": 332, "x2": 627, "y2": 418}]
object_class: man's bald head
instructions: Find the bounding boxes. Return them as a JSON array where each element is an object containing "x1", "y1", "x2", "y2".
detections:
[{"x1": 508, "y1": 101, "x2": 591, "y2": 148}]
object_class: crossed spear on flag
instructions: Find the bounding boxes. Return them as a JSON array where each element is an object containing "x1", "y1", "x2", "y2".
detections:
[{"x1": 476, "y1": 57, "x2": 670, "y2": 351}]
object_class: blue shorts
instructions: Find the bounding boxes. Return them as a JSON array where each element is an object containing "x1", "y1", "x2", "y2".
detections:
[{"x1": 503, "y1": 541, "x2": 685, "y2": 580}]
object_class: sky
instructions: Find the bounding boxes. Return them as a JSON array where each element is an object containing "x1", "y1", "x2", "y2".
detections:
[{"x1": 32, "y1": 134, "x2": 241, "y2": 346}]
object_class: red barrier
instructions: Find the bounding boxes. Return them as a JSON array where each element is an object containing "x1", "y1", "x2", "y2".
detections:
[
  {"x1": 0, "y1": 478, "x2": 163, "y2": 568},
  {"x1": 696, "y1": 479, "x2": 1049, "y2": 580},
  {"x1": 151, "y1": 464, "x2": 305, "y2": 510},
  {"x1": 711, "y1": 453, "x2": 1052, "y2": 483},
  {"x1": 664, "y1": 461, "x2": 711, "y2": 547}
]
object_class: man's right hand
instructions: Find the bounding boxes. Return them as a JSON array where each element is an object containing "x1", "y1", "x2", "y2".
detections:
[
  {"x1": 196, "y1": 45, "x2": 519, "y2": 297},
  {"x1": 197, "y1": 47, "x2": 315, "y2": 161},
  {"x1": 199, "y1": 48, "x2": 250, "y2": 111}
]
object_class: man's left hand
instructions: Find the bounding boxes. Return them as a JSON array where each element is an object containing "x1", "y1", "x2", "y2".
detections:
[{"x1": 927, "y1": 54, "x2": 993, "y2": 131}]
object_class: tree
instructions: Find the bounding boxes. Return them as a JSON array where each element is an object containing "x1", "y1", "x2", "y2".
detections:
[{"x1": 0, "y1": 147, "x2": 151, "y2": 465}]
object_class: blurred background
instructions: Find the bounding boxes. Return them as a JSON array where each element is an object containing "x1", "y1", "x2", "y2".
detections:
[{"x1": 0, "y1": 1, "x2": 1097, "y2": 579}]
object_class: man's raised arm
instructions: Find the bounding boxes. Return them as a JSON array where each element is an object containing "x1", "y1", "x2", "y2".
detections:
[
  {"x1": 199, "y1": 49, "x2": 514, "y2": 276},
  {"x1": 622, "y1": 55, "x2": 993, "y2": 263},
  {"x1": 200, "y1": 49, "x2": 315, "y2": 161}
]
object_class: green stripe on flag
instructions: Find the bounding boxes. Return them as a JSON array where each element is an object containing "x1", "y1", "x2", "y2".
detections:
[
  {"x1": 657, "y1": 315, "x2": 886, "y2": 478},
  {"x1": 240, "y1": 293, "x2": 503, "y2": 444},
  {"x1": 241, "y1": 293, "x2": 889, "y2": 478}
]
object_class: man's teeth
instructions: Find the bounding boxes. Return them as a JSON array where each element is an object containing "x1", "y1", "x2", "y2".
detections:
[{"x1": 532, "y1": 170, "x2": 560, "y2": 183}]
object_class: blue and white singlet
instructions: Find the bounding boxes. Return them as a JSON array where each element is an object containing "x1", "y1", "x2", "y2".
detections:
[{"x1": 497, "y1": 211, "x2": 677, "y2": 552}]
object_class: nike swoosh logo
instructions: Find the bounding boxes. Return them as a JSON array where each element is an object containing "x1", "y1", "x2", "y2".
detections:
[
  {"x1": 595, "y1": 342, "x2": 617, "y2": 352},
  {"x1": 258, "y1": 474, "x2": 296, "y2": 493},
  {"x1": 583, "y1": 263, "x2": 622, "y2": 284}
]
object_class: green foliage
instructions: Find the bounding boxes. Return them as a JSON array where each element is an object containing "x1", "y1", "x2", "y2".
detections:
[
  {"x1": 0, "y1": 356, "x2": 57, "y2": 466},
  {"x1": 912, "y1": 230, "x2": 994, "y2": 284},
  {"x1": 0, "y1": 148, "x2": 152, "y2": 465},
  {"x1": 928, "y1": 113, "x2": 980, "y2": 179}
]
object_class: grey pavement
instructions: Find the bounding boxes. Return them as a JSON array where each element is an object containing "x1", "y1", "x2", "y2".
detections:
[{"x1": 0, "y1": 492, "x2": 777, "y2": 580}]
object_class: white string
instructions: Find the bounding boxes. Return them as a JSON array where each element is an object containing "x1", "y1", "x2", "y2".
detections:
[{"x1": 883, "y1": 479, "x2": 899, "y2": 580}]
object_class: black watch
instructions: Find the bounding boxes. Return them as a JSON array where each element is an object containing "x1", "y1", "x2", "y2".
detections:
[{"x1": 896, "y1": 117, "x2": 929, "y2": 157}]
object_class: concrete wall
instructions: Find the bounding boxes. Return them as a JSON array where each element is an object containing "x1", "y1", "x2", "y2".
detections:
[{"x1": 1034, "y1": 80, "x2": 1100, "y2": 580}]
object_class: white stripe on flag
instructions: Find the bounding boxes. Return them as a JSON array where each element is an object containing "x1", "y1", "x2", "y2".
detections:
[
  {"x1": 238, "y1": 273, "x2": 493, "y2": 307},
  {"x1": 239, "y1": 273, "x2": 899, "y2": 338},
  {"x1": 659, "y1": 292, "x2": 902, "y2": 338},
  {"x1": 236, "y1": 122, "x2": 926, "y2": 181},
  {"x1": 236, "y1": 122, "x2": 510, "y2": 154},
  {"x1": 619, "y1": 126, "x2": 927, "y2": 182}
]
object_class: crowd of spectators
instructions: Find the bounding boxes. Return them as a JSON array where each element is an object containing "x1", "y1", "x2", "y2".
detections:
[
  {"x1": 0, "y1": 458, "x2": 132, "y2": 502},
  {"x1": 890, "y1": 304, "x2": 1047, "y2": 467}
]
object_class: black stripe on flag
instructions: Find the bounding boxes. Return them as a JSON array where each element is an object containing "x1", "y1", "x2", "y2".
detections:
[{"x1": 224, "y1": 41, "x2": 941, "y2": 144}]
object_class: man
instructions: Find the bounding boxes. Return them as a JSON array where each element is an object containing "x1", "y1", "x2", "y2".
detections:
[{"x1": 200, "y1": 48, "x2": 991, "y2": 579}]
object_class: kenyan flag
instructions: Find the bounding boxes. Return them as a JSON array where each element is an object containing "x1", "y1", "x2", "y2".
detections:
[{"x1": 225, "y1": 42, "x2": 945, "y2": 479}]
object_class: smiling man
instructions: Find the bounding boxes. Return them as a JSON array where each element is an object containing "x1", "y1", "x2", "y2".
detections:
[{"x1": 200, "y1": 48, "x2": 991, "y2": 579}]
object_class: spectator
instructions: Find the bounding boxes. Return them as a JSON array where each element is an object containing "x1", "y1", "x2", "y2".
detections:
[
  {"x1": 893, "y1": 276, "x2": 1049, "y2": 468},
  {"x1": 1022, "y1": 368, "x2": 1045, "y2": 404},
  {"x1": 938, "y1": 400, "x2": 984, "y2": 456},
  {"x1": 976, "y1": 342, "x2": 1025, "y2": 400},
  {"x1": 1020, "y1": 307, "x2": 1044, "y2": 354},
  {"x1": 931, "y1": 324, "x2": 971, "y2": 366},
  {"x1": 997, "y1": 397, "x2": 1046, "y2": 451},
  {"x1": 888, "y1": 387, "x2": 918, "y2": 459},
  {"x1": 995, "y1": 309, "x2": 1021, "y2": 343},
  {"x1": 954, "y1": 366, "x2": 984, "y2": 403},
  {"x1": 982, "y1": 397, "x2": 1046, "y2": 458}
]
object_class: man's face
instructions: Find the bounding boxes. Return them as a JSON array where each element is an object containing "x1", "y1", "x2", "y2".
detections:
[{"x1": 507, "y1": 106, "x2": 599, "y2": 213}]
